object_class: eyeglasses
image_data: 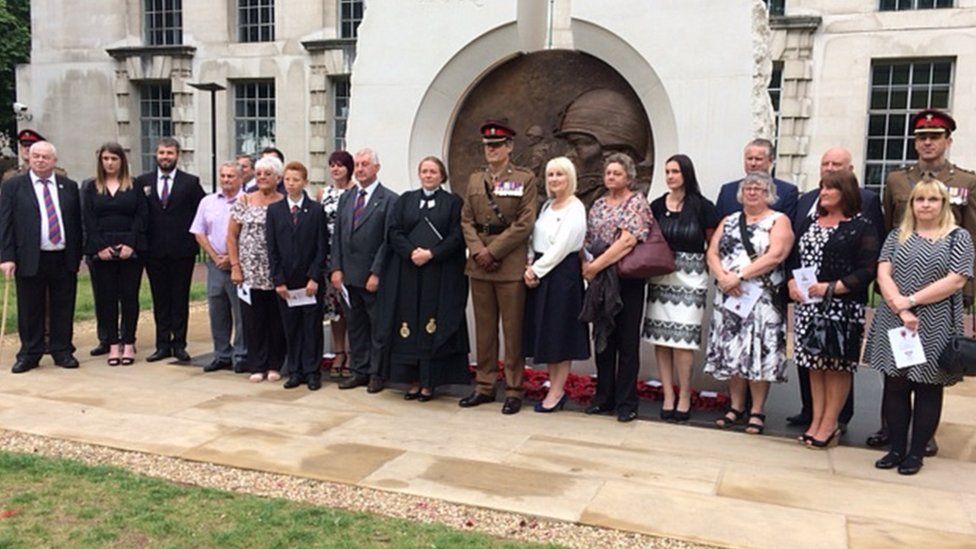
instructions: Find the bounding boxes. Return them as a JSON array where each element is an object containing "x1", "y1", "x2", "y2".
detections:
[{"x1": 742, "y1": 186, "x2": 768, "y2": 194}]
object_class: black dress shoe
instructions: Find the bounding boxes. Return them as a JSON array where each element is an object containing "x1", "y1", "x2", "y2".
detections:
[
  {"x1": 283, "y1": 376, "x2": 304, "y2": 389},
  {"x1": 786, "y1": 413, "x2": 811, "y2": 427},
  {"x1": 233, "y1": 362, "x2": 247, "y2": 374},
  {"x1": 897, "y1": 455, "x2": 923, "y2": 475},
  {"x1": 874, "y1": 451, "x2": 904, "y2": 470},
  {"x1": 866, "y1": 429, "x2": 889, "y2": 448},
  {"x1": 55, "y1": 355, "x2": 80, "y2": 369},
  {"x1": 458, "y1": 392, "x2": 495, "y2": 408},
  {"x1": 501, "y1": 397, "x2": 522, "y2": 415},
  {"x1": 584, "y1": 403, "x2": 614, "y2": 415},
  {"x1": 203, "y1": 359, "x2": 231, "y2": 373},
  {"x1": 11, "y1": 360, "x2": 38, "y2": 374},
  {"x1": 618, "y1": 410, "x2": 639, "y2": 423},
  {"x1": 924, "y1": 438, "x2": 938, "y2": 457},
  {"x1": 146, "y1": 349, "x2": 172, "y2": 362},
  {"x1": 338, "y1": 375, "x2": 369, "y2": 389},
  {"x1": 417, "y1": 392, "x2": 433, "y2": 402},
  {"x1": 367, "y1": 376, "x2": 385, "y2": 394},
  {"x1": 307, "y1": 376, "x2": 322, "y2": 391},
  {"x1": 90, "y1": 343, "x2": 110, "y2": 356},
  {"x1": 404, "y1": 390, "x2": 421, "y2": 401},
  {"x1": 173, "y1": 349, "x2": 191, "y2": 362}
]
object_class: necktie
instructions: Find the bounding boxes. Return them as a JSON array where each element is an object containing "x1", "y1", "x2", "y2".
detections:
[
  {"x1": 352, "y1": 189, "x2": 367, "y2": 228},
  {"x1": 160, "y1": 174, "x2": 171, "y2": 208},
  {"x1": 40, "y1": 179, "x2": 62, "y2": 246},
  {"x1": 291, "y1": 204, "x2": 299, "y2": 225}
]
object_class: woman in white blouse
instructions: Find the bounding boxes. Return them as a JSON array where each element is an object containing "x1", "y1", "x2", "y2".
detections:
[{"x1": 523, "y1": 156, "x2": 591, "y2": 412}]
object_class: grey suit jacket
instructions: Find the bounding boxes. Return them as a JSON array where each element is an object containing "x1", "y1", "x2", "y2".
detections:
[{"x1": 329, "y1": 182, "x2": 398, "y2": 288}]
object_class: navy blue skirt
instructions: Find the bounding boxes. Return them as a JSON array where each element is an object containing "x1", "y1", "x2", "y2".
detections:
[{"x1": 523, "y1": 253, "x2": 591, "y2": 364}]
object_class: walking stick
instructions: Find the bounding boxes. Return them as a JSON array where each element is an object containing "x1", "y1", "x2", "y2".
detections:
[{"x1": 0, "y1": 274, "x2": 10, "y2": 365}]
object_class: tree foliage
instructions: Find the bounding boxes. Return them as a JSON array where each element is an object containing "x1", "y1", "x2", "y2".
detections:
[{"x1": 0, "y1": 0, "x2": 31, "y2": 139}]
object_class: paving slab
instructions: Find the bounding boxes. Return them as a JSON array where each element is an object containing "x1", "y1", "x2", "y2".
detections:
[
  {"x1": 827, "y1": 444, "x2": 976, "y2": 494},
  {"x1": 847, "y1": 517, "x2": 976, "y2": 549},
  {"x1": 174, "y1": 394, "x2": 358, "y2": 437}
]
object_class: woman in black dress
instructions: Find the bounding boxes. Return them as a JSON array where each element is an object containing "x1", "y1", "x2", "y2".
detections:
[
  {"x1": 82, "y1": 142, "x2": 148, "y2": 365},
  {"x1": 385, "y1": 156, "x2": 470, "y2": 400}
]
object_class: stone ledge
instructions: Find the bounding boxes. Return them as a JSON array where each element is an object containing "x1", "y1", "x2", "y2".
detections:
[
  {"x1": 106, "y1": 45, "x2": 197, "y2": 60},
  {"x1": 302, "y1": 38, "x2": 357, "y2": 52},
  {"x1": 769, "y1": 15, "x2": 822, "y2": 31}
]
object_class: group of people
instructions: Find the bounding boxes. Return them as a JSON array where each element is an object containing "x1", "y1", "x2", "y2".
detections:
[{"x1": 1, "y1": 107, "x2": 972, "y2": 477}]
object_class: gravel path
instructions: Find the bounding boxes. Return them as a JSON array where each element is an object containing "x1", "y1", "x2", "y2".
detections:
[{"x1": 0, "y1": 429, "x2": 713, "y2": 548}]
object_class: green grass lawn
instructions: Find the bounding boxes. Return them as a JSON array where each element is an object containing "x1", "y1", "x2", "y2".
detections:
[
  {"x1": 0, "y1": 274, "x2": 206, "y2": 335},
  {"x1": 0, "y1": 451, "x2": 549, "y2": 548}
]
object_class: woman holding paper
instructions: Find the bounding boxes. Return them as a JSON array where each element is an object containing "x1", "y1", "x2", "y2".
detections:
[
  {"x1": 228, "y1": 155, "x2": 286, "y2": 383},
  {"x1": 786, "y1": 170, "x2": 879, "y2": 448},
  {"x1": 319, "y1": 150, "x2": 355, "y2": 378},
  {"x1": 384, "y1": 156, "x2": 470, "y2": 400},
  {"x1": 865, "y1": 179, "x2": 973, "y2": 475},
  {"x1": 704, "y1": 171, "x2": 794, "y2": 434},
  {"x1": 522, "y1": 156, "x2": 590, "y2": 413}
]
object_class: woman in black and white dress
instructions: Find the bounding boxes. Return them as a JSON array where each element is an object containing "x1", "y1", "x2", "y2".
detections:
[
  {"x1": 523, "y1": 156, "x2": 590, "y2": 413},
  {"x1": 319, "y1": 150, "x2": 354, "y2": 377},
  {"x1": 642, "y1": 154, "x2": 718, "y2": 422},
  {"x1": 865, "y1": 178, "x2": 973, "y2": 475}
]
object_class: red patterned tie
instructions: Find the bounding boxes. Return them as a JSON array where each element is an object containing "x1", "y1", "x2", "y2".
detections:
[
  {"x1": 291, "y1": 205, "x2": 299, "y2": 225},
  {"x1": 41, "y1": 179, "x2": 62, "y2": 246},
  {"x1": 160, "y1": 174, "x2": 170, "y2": 208},
  {"x1": 352, "y1": 189, "x2": 367, "y2": 228}
]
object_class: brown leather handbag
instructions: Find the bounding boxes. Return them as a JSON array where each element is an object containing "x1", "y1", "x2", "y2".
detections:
[{"x1": 616, "y1": 214, "x2": 676, "y2": 279}]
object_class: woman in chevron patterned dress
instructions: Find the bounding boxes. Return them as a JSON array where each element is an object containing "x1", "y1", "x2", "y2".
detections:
[{"x1": 642, "y1": 155, "x2": 719, "y2": 422}]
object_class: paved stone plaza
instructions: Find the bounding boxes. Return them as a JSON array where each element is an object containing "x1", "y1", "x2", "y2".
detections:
[{"x1": 0, "y1": 306, "x2": 975, "y2": 548}]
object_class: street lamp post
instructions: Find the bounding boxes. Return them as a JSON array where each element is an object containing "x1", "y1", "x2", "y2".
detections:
[{"x1": 188, "y1": 82, "x2": 227, "y2": 193}]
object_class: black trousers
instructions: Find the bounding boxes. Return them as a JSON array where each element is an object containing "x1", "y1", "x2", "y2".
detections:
[
  {"x1": 594, "y1": 278, "x2": 646, "y2": 416},
  {"x1": 16, "y1": 251, "x2": 77, "y2": 363},
  {"x1": 278, "y1": 293, "x2": 324, "y2": 379},
  {"x1": 796, "y1": 365, "x2": 855, "y2": 424},
  {"x1": 883, "y1": 375, "x2": 944, "y2": 458},
  {"x1": 242, "y1": 288, "x2": 285, "y2": 374},
  {"x1": 91, "y1": 257, "x2": 143, "y2": 345},
  {"x1": 145, "y1": 256, "x2": 195, "y2": 351},
  {"x1": 85, "y1": 256, "x2": 109, "y2": 345},
  {"x1": 344, "y1": 285, "x2": 383, "y2": 379}
]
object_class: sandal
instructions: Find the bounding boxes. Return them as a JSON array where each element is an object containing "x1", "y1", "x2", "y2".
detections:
[
  {"x1": 107, "y1": 344, "x2": 121, "y2": 367},
  {"x1": 329, "y1": 352, "x2": 346, "y2": 379},
  {"x1": 121, "y1": 344, "x2": 136, "y2": 366},
  {"x1": 715, "y1": 407, "x2": 745, "y2": 428},
  {"x1": 745, "y1": 413, "x2": 766, "y2": 435}
]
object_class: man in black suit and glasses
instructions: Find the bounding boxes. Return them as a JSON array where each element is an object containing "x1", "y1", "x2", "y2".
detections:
[
  {"x1": 0, "y1": 141, "x2": 83, "y2": 373},
  {"x1": 135, "y1": 137, "x2": 206, "y2": 362}
]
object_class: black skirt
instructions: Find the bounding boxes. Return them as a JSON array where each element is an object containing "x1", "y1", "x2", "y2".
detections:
[{"x1": 523, "y1": 253, "x2": 591, "y2": 364}]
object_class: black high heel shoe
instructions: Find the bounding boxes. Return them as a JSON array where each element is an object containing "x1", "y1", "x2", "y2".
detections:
[
  {"x1": 534, "y1": 394, "x2": 567, "y2": 413},
  {"x1": 417, "y1": 389, "x2": 434, "y2": 402},
  {"x1": 660, "y1": 406, "x2": 675, "y2": 421},
  {"x1": 808, "y1": 429, "x2": 841, "y2": 449},
  {"x1": 671, "y1": 409, "x2": 691, "y2": 422}
]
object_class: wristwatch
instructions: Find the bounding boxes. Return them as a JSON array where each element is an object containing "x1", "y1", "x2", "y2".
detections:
[{"x1": 908, "y1": 294, "x2": 917, "y2": 308}]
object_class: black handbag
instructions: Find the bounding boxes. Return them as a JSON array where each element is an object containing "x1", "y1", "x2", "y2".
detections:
[
  {"x1": 800, "y1": 281, "x2": 863, "y2": 363},
  {"x1": 937, "y1": 229, "x2": 976, "y2": 376}
]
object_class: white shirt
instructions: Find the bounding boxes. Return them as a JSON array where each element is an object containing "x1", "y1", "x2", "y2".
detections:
[
  {"x1": 156, "y1": 168, "x2": 177, "y2": 199},
  {"x1": 287, "y1": 195, "x2": 305, "y2": 211},
  {"x1": 529, "y1": 198, "x2": 587, "y2": 279},
  {"x1": 30, "y1": 171, "x2": 66, "y2": 251}
]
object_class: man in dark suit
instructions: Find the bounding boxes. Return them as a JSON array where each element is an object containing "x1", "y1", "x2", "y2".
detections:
[
  {"x1": 135, "y1": 137, "x2": 206, "y2": 362},
  {"x1": 0, "y1": 141, "x2": 83, "y2": 372},
  {"x1": 330, "y1": 148, "x2": 398, "y2": 393},
  {"x1": 786, "y1": 147, "x2": 885, "y2": 430},
  {"x1": 267, "y1": 161, "x2": 329, "y2": 391},
  {"x1": 714, "y1": 138, "x2": 799, "y2": 220}
]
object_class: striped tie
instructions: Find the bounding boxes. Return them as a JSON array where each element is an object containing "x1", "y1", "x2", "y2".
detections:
[
  {"x1": 352, "y1": 189, "x2": 367, "y2": 228},
  {"x1": 40, "y1": 179, "x2": 62, "y2": 246},
  {"x1": 160, "y1": 174, "x2": 170, "y2": 208}
]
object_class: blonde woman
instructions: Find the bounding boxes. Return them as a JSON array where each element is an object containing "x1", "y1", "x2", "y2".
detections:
[
  {"x1": 523, "y1": 157, "x2": 590, "y2": 412},
  {"x1": 865, "y1": 178, "x2": 974, "y2": 475}
]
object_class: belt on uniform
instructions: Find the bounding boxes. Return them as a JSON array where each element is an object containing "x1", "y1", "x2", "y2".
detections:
[{"x1": 477, "y1": 223, "x2": 508, "y2": 235}]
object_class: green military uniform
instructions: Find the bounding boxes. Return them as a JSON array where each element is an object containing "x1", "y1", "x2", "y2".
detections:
[{"x1": 460, "y1": 162, "x2": 537, "y2": 399}]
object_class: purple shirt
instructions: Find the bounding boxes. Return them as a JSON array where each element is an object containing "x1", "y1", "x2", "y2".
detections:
[{"x1": 189, "y1": 189, "x2": 242, "y2": 255}]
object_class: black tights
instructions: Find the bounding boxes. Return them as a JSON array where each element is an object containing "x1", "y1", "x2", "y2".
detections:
[{"x1": 882, "y1": 375, "x2": 944, "y2": 458}]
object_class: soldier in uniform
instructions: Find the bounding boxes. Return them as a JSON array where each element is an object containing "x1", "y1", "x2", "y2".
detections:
[
  {"x1": 458, "y1": 120, "x2": 538, "y2": 415},
  {"x1": 2, "y1": 129, "x2": 67, "y2": 183}
]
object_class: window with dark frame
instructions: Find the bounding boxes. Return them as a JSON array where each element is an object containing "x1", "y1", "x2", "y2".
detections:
[
  {"x1": 864, "y1": 59, "x2": 953, "y2": 195},
  {"x1": 764, "y1": 0, "x2": 786, "y2": 16},
  {"x1": 879, "y1": 0, "x2": 953, "y2": 10},
  {"x1": 234, "y1": 81, "x2": 277, "y2": 155},
  {"x1": 140, "y1": 83, "x2": 174, "y2": 172},
  {"x1": 332, "y1": 77, "x2": 351, "y2": 151},
  {"x1": 768, "y1": 61, "x2": 784, "y2": 152},
  {"x1": 144, "y1": 0, "x2": 182, "y2": 46},
  {"x1": 238, "y1": 0, "x2": 274, "y2": 42},
  {"x1": 339, "y1": 0, "x2": 364, "y2": 39}
]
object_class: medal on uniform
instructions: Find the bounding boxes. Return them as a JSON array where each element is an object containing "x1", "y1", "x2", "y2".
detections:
[
  {"x1": 426, "y1": 318, "x2": 437, "y2": 334},
  {"x1": 399, "y1": 322, "x2": 410, "y2": 338}
]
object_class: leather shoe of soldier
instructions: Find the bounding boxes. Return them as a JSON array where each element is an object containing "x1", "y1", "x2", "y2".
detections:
[
  {"x1": 204, "y1": 359, "x2": 231, "y2": 373},
  {"x1": 501, "y1": 397, "x2": 522, "y2": 415},
  {"x1": 307, "y1": 375, "x2": 322, "y2": 391},
  {"x1": 367, "y1": 376, "x2": 385, "y2": 394},
  {"x1": 458, "y1": 392, "x2": 495, "y2": 408},
  {"x1": 172, "y1": 349, "x2": 191, "y2": 362},
  {"x1": 55, "y1": 355, "x2": 80, "y2": 369},
  {"x1": 11, "y1": 360, "x2": 38, "y2": 374},
  {"x1": 283, "y1": 376, "x2": 304, "y2": 389},
  {"x1": 338, "y1": 375, "x2": 369, "y2": 390},
  {"x1": 924, "y1": 438, "x2": 939, "y2": 457},
  {"x1": 146, "y1": 349, "x2": 172, "y2": 362},
  {"x1": 90, "y1": 342, "x2": 110, "y2": 356}
]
